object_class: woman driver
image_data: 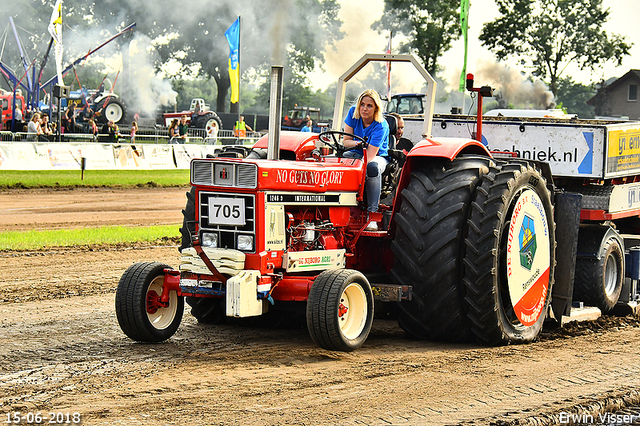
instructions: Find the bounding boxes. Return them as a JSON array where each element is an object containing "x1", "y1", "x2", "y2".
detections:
[{"x1": 342, "y1": 89, "x2": 390, "y2": 231}]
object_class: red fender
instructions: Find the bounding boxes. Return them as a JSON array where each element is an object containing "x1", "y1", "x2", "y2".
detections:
[{"x1": 407, "y1": 137, "x2": 491, "y2": 160}]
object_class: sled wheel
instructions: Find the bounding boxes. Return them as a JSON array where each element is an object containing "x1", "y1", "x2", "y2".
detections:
[
  {"x1": 574, "y1": 235, "x2": 624, "y2": 313},
  {"x1": 115, "y1": 262, "x2": 184, "y2": 342},
  {"x1": 463, "y1": 161, "x2": 556, "y2": 345},
  {"x1": 179, "y1": 186, "x2": 196, "y2": 252},
  {"x1": 306, "y1": 269, "x2": 374, "y2": 351},
  {"x1": 390, "y1": 156, "x2": 492, "y2": 342},
  {"x1": 186, "y1": 296, "x2": 226, "y2": 324}
]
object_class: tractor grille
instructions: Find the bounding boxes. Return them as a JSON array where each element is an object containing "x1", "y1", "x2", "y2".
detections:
[
  {"x1": 191, "y1": 160, "x2": 257, "y2": 188},
  {"x1": 199, "y1": 191, "x2": 256, "y2": 253}
]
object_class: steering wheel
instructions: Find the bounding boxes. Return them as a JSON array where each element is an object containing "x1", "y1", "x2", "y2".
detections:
[{"x1": 317, "y1": 130, "x2": 368, "y2": 156}]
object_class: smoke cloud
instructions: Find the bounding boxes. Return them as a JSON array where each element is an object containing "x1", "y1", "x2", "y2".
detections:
[
  {"x1": 269, "y1": 0, "x2": 293, "y2": 65},
  {"x1": 121, "y1": 34, "x2": 177, "y2": 118},
  {"x1": 473, "y1": 61, "x2": 555, "y2": 109}
]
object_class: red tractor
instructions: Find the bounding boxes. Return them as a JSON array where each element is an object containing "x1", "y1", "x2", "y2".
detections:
[
  {"x1": 162, "y1": 98, "x2": 223, "y2": 137},
  {"x1": 116, "y1": 55, "x2": 564, "y2": 350}
]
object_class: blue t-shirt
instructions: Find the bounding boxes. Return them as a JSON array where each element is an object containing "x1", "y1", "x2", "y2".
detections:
[
  {"x1": 301, "y1": 126, "x2": 311, "y2": 132},
  {"x1": 343, "y1": 105, "x2": 389, "y2": 157}
]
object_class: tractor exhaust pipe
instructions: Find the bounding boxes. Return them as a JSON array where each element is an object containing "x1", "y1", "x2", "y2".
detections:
[{"x1": 267, "y1": 65, "x2": 284, "y2": 160}]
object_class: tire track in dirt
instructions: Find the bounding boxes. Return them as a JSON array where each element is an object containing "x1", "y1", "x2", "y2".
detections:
[{"x1": 2, "y1": 188, "x2": 640, "y2": 425}]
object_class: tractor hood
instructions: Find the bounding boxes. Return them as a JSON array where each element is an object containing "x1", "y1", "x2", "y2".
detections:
[{"x1": 190, "y1": 156, "x2": 363, "y2": 194}]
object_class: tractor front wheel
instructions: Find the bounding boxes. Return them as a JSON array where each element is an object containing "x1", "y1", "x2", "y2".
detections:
[
  {"x1": 306, "y1": 269, "x2": 374, "y2": 351},
  {"x1": 115, "y1": 262, "x2": 184, "y2": 342}
]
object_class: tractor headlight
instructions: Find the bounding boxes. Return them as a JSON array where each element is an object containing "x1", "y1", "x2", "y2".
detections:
[
  {"x1": 237, "y1": 235, "x2": 254, "y2": 251},
  {"x1": 201, "y1": 232, "x2": 219, "y2": 248}
]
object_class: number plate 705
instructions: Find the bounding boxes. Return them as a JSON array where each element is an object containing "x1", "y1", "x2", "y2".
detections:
[{"x1": 208, "y1": 197, "x2": 245, "y2": 226}]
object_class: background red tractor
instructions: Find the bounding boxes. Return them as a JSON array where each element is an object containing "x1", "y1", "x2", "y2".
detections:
[
  {"x1": 0, "y1": 89, "x2": 26, "y2": 131},
  {"x1": 162, "y1": 98, "x2": 223, "y2": 137}
]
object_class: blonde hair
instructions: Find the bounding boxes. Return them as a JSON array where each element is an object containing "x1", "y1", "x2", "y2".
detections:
[{"x1": 352, "y1": 89, "x2": 383, "y2": 123}]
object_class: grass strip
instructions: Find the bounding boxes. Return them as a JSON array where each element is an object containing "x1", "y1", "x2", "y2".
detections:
[
  {"x1": 0, "y1": 224, "x2": 181, "y2": 251},
  {"x1": 0, "y1": 170, "x2": 190, "y2": 189}
]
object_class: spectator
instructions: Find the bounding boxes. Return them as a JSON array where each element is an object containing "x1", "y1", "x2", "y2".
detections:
[
  {"x1": 389, "y1": 112, "x2": 413, "y2": 154},
  {"x1": 87, "y1": 119, "x2": 99, "y2": 139},
  {"x1": 301, "y1": 119, "x2": 312, "y2": 132},
  {"x1": 234, "y1": 115, "x2": 253, "y2": 137},
  {"x1": 64, "y1": 104, "x2": 77, "y2": 133},
  {"x1": 178, "y1": 115, "x2": 189, "y2": 143},
  {"x1": 27, "y1": 113, "x2": 43, "y2": 140},
  {"x1": 100, "y1": 120, "x2": 120, "y2": 143},
  {"x1": 168, "y1": 118, "x2": 179, "y2": 143},
  {"x1": 40, "y1": 114, "x2": 53, "y2": 140},
  {"x1": 80, "y1": 105, "x2": 95, "y2": 133},
  {"x1": 130, "y1": 121, "x2": 138, "y2": 143},
  {"x1": 13, "y1": 107, "x2": 23, "y2": 132}
]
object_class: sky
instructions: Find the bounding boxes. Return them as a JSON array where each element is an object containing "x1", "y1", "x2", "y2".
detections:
[{"x1": 308, "y1": 0, "x2": 640, "y2": 93}]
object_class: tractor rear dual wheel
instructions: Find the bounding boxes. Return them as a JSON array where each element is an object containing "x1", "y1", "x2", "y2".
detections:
[
  {"x1": 391, "y1": 157, "x2": 555, "y2": 346},
  {"x1": 390, "y1": 156, "x2": 492, "y2": 342},
  {"x1": 463, "y1": 161, "x2": 556, "y2": 345}
]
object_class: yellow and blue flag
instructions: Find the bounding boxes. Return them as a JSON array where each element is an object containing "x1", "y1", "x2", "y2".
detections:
[{"x1": 225, "y1": 17, "x2": 240, "y2": 104}]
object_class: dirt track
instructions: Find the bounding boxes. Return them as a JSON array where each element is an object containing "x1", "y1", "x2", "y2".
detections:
[{"x1": 2, "y1": 188, "x2": 640, "y2": 425}]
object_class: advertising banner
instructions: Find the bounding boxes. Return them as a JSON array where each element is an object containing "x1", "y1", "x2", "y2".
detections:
[
  {"x1": 173, "y1": 144, "x2": 203, "y2": 169},
  {"x1": 141, "y1": 144, "x2": 176, "y2": 169},
  {"x1": 0, "y1": 142, "x2": 211, "y2": 170}
]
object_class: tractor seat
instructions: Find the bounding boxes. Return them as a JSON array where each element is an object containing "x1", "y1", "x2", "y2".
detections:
[
  {"x1": 384, "y1": 114, "x2": 397, "y2": 151},
  {"x1": 379, "y1": 115, "x2": 403, "y2": 202},
  {"x1": 383, "y1": 114, "x2": 406, "y2": 165}
]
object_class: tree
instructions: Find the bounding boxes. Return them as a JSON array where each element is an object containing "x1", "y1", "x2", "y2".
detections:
[
  {"x1": 480, "y1": 0, "x2": 632, "y2": 95},
  {"x1": 555, "y1": 77, "x2": 595, "y2": 118},
  {"x1": 588, "y1": 80, "x2": 614, "y2": 118},
  {"x1": 111, "y1": 0, "x2": 343, "y2": 113},
  {"x1": 373, "y1": 0, "x2": 462, "y2": 76},
  {"x1": 4, "y1": 0, "x2": 343, "y2": 115}
]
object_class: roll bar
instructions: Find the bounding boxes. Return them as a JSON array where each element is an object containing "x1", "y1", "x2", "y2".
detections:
[{"x1": 331, "y1": 54, "x2": 436, "y2": 138}]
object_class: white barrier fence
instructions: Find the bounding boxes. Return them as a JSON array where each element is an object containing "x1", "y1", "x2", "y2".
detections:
[{"x1": 0, "y1": 131, "x2": 264, "y2": 170}]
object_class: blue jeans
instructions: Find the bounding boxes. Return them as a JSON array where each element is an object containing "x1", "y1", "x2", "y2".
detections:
[
  {"x1": 343, "y1": 151, "x2": 389, "y2": 213},
  {"x1": 365, "y1": 156, "x2": 389, "y2": 212}
]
